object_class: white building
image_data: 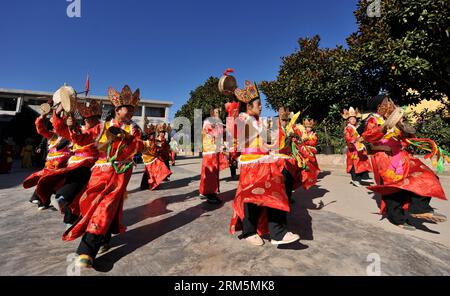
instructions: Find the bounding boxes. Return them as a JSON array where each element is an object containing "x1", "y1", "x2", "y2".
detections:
[{"x1": 0, "y1": 87, "x2": 173, "y2": 144}]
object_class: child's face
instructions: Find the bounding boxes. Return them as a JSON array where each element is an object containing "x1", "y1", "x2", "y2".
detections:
[
  {"x1": 115, "y1": 106, "x2": 134, "y2": 121},
  {"x1": 348, "y1": 117, "x2": 357, "y2": 125},
  {"x1": 210, "y1": 108, "x2": 220, "y2": 118},
  {"x1": 247, "y1": 99, "x2": 262, "y2": 117}
]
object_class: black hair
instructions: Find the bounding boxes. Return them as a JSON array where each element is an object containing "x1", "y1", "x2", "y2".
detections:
[
  {"x1": 105, "y1": 109, "x2": 115, "y2": 121},
  {"x1": 239, "y1": 97, "x2": 260, "y2": 113}
]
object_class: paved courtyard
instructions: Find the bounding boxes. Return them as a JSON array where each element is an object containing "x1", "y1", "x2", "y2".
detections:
[{"x1": 0, "y1": 156, "x2": 449, "y2": 276}]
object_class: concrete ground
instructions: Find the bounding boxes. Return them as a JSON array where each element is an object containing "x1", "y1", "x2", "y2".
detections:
[{"x1": 0, "y1": 156, "x2": 449, "y2": 276}]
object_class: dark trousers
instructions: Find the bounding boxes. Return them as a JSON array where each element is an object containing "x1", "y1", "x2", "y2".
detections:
[
  {"x1": 77, "y1": 228, "x2": 112, "y2": 259},
  {"x1": 164, "y1": 160, "x2": 170, "y2": 170},
  {"x1": 56, "y1": 166, "x2": 91, "y2": 224},
  {"x1": 230, "y1": 166, "x2": 237, "y2": 178},
  {"x1": 56, "y1": 166, "x2": 91, "y2": 203},
  {"x1": 242, "y1": 203, "x2": 287, "y2": 241},
  {"x1": 140, "y1": 170, "x2": 149, "y2": 190},
  {"x1": 350, "y1": 166, "x2": 370, "y2": 182},
  {"x1": 383, "y1": 190, "x2": 433, "y2": 225},
  {"x1": 30, "y1": 190, "x2": 50, "y2": 207},
  {"x1": 283, "y1": 169, "x2": 294, "y2": 203},
  {"x1": 30, "y1": 191, "x2": 39, "y2": 203}
]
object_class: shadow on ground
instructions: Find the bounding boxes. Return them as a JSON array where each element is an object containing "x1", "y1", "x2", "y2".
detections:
[{"x1": 94, "y1": 187, "x2": 236, "y2": 272}]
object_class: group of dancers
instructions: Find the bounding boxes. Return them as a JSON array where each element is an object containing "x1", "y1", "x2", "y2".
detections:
[{"x1": 21, "y1": 69, "x2": 448, "y2": 268}]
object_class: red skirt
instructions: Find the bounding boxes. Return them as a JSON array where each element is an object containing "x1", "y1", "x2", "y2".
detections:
[
  {"x1": 301, "y1": 156, "x2": 320, "y2": 190},
  {"x1": 346, "y1": 150, "x2": 372, "y2": 174},
  {"x1": 63, "y1": 165, "x2": 132, "y2": 241},
  {"x1": 23, "y1": 158, "x2": 95, "y2": 205},
  {"x1": 199, "y1": 153, "x2": 229, "y2": 195},
  {"x1": 143, "y1": 157, "x2": 171, "y2": 190},
  {"x1": 230, "y1": 158, "x2": 289, "y2": 236},
  {"x1": 369, "y1": 153, "x2": 447, "y2": 213}
]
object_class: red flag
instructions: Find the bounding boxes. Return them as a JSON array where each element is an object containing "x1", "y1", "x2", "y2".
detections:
[
  {"x1": 85, "y1": 74, "x2": 90, "y2": 96},
  {"x1": 223, "y1": 68, "x2": 234, "y2": 76}
]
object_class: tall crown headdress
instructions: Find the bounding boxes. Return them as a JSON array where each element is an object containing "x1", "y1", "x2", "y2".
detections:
[
  {"x1": 77, "y1": 100, "x2": 102, "y2": 118},
  {"x1": 108, "y1": 85, "x2": 140, "y2": 108},
  {"x1": 303, "y1": 118, "x2": 316, "y2": 128},
  {"x1": 342, "y1": 107, "x2": 361, "y2": 119},
  {"x1": 234, "y1": 81, "x2": 260, "y2": 104}
]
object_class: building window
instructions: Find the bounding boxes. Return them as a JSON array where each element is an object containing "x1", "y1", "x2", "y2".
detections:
[
  {"x1": 134, "y1": 107, "x2": 142, "y2": 116},
  {"x1": 145, "y1": 107, "x2": 165, "y2": 118},
  {"x1": 102, "y1": 104, "x2": 115, "y2": 120},
  {"x1": 0, "y1": 97, "x2": 18, "y2": 111}
]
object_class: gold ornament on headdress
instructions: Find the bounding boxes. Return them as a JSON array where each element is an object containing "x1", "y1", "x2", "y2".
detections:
[
  {"x1": 108, "y1": 85, "x2": 140, "y2": 108},
  {"x1": 377, "y1": 97, "x2": 397, "y2": 118},
  {"x1": 234, "y1": 81, "x2": 260, "y2": 104},
  {"x1": 77, "y1": 100, "x2": 102, "y2": 118},
  {"x1": 303, "y1": 118, "x2": 316, "y2": 128},
  {"x1": 342, "y1": 107, "x2": 362, "y2": 119}
]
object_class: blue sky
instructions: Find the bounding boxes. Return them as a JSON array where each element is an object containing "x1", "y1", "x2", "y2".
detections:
[{"x1": 0, "y1": 0, "x2": 359, "y2": 118}]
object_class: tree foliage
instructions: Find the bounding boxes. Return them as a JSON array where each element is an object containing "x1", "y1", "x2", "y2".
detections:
[
  {"x1": 349, "y1": 0, "x2": 450, "y2": 104},
  {"x1": 260, "y1": 35, "x2": 371, "y2": 123},
  {"x1": 175, "y1": 76, "x2": 229, "y2": 123}
]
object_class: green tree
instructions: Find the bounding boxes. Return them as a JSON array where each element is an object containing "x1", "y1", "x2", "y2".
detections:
[
  {"x1": 350, "y1": 0, "x2": 450, "y2": 104},
  {"x1": 260, "y1": 35, "x2": 369, "y2": 122}
]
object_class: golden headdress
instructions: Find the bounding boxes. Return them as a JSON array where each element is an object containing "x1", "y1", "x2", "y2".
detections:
[
  {"x1": 303, "y1": 118, "x2": 316, "y2": 128},
  {"x1": 234, "y1": 81, "x2": 260, "y2": 104},
  {"x1": 108, "y1": 85, "x2": 140, "y2": 108},
  {"x1": 342, "y1": 107, "x2": 361, "y2": 119},
  {"x1": 77, "y1": 100, "x2": 102, "y2": 118}
]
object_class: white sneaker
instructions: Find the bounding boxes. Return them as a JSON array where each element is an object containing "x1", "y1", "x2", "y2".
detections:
[
  {"x1": 351, "y1": 180, "x2": 361, "y2": 187},
  {"x1": 245, "y1": 234, "x2": 264, "y2": 246},
  {"x1": 360, "y1": 178, "x2": 374, "y2": 183},
  {"x1": 271, "y1": 232, "x2": 300, "y2": 245},
  {"x1": 52, "y1": 196, "x2": 67, "y2": 213}
]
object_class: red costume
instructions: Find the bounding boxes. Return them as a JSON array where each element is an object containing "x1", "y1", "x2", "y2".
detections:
[
  {"x1": 230, "y1": 113, "x2": 290, "y2": 236},
  {"x1": 225, "y1": 101, "x2": 240, "y2": 173},
  {"x1": 199, "y1": 117, "x2": 228, "y2": 196},
  {"x1": 141, "y1": 124, "x2": 171, "y2": 190},
  {"x1": 294, "y1": 121, "x2": 320, "y2": 190},
  {"x1": 157, "y1": 133, "x2": 171, "y2": 166},
  {"x1": 63, "y1": 86, "x2": 143, "y2": 244},
  {"x1": 23, "y1": 116, "x2": 71, "y2": 204},
  {"x1": 228, "y1": 79, "x2": 291, "y2": 239},
  {"x1": 362, "y1": 113, "x2": 447, "y2": 214},
  {"x1": 344, "y1": 124, "x2": 372, "y2": 174}
]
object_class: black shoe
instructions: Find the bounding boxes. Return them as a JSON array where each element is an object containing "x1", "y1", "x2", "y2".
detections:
[{"x1": 206, "y1": 194, "x2": 221, "y2": 204}]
